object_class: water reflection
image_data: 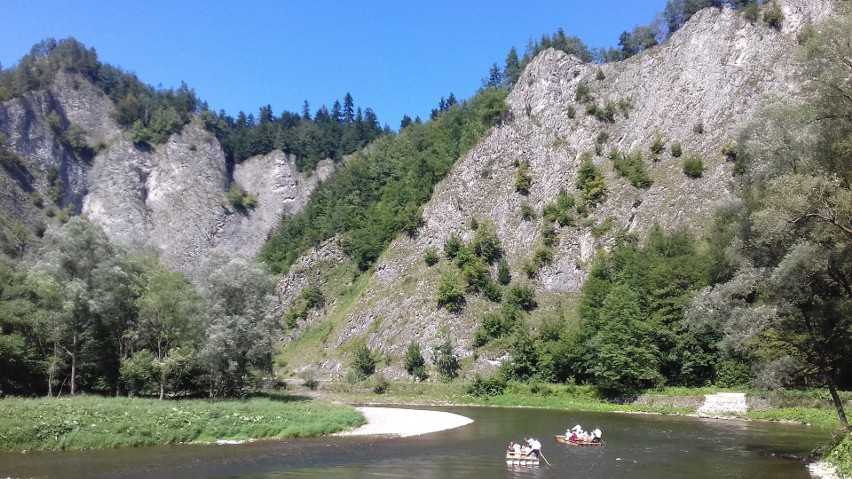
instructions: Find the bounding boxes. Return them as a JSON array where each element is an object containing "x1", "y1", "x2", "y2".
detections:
[{"x1": 0, "y1": 406, "x2": 828, "y2": 479}]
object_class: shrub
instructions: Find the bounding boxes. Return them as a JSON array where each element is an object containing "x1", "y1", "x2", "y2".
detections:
[
  {"x1": 483, "y1": 280, "x2": 502, "y2": 303},
  {"x1": 371, "y1": 374, "x2": 389, "y2": 394},
  {"x1": 432, "y1": 329, "x2": 460, "y2": 382},
  {"x1": 472, "y1": 221, "x2": 502, "y2": 263},
  {"x1": 497, "y1": 258, "x2": 511, "y2": 285},
  {"x1": 515, "y1": 161, "x2": 532, "y2": 195},
  {"x1": 404, "y1": 341, "x2": 428, "y2": 381},
  {"x1": 576, "y1": 157, "x2": 607, "y2": 205},
  {"x1": 683, "y1": 155, "x2": 705, "y2": 178},
  {"x1": 437, "y1": 272, "x2": 466, "y2": 313},
  {"x1": 520, "y1": 201, "x2": 535, "y2": 220},
  {"x1": 227, "y1": 184, "x2": 258, "y2": 210},
  {"x1": 742, "y1": 2, "x2": 759, "y2": 23},
  {"x1": 595, "y1": 68, "x2": 606, "y2": 81},
  {"x1": 575, "y1": 83, "x2": 591, "y2": 102},
  {"x1": 507, "y1": 284, "x2": 537, "y2": 312},
  {"x1": 424, "y1": 247, "x2": 439, "y2": 266},
  {"x1": 541, "y1": 224, "x2": 558, "y2": 247},
  {"x1": 299, "y1": 370, "x2": 319, "y2": 390},
  {"x1": 612, "y1": 150, "x2": 653, "y2": 188},
  {"x1": 763, "y1": 2, "x2": 784, "y2": 30},
  {"x1": 351, "y1": 343, "x2": 376, "y2": 381},
  {"x1": 443, "y1": 234, "x2": 462, "y2": 259},
  {"x1": 466, "y1": 373, "x2": 508, "y2": 397},
  {"x1": 566, "y1": 105, "x2": 576, "y2": 119},
  {"x1": 671, "y1": 142, "x2": 683, "y2": 158},
  {"x1": 650, "y1": 134, "x2": 666, "y2": 157}
]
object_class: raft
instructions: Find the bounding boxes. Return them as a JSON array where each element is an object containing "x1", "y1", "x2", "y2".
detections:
[
  {"x1": 555, "y1": 435, "x2": 605, "y2": 446},
  {"x1": 505, "y1": 451, "x2": 540, "y2": 466}
]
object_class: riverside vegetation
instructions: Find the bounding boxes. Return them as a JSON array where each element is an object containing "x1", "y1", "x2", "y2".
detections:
[
  {"x1": 0, "y1": 394, "x2": 364, "y2": 451},
  {"x1": 0, "y1": 0, "x2": 850, "y2": 474}
]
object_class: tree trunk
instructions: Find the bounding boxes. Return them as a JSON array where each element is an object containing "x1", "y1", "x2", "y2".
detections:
[
  {"x1": 827, "y1": 379, "x2": 849, "y2": 432},
  {"x1": 69, "y1": 331, "x2": 77, "y2": 396}
]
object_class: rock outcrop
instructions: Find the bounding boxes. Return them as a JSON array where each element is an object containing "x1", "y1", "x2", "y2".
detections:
[
  {"x1": 0, "y1": 71, "x2": 331, "y2": 280},
  {"x1": 278, "y1": 0, "x2": 837, "y2": 376}
]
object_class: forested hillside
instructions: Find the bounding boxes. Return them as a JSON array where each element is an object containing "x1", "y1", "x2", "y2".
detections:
[{"x1": 0, "y1": 0, "x2": 849, "y2": 430}]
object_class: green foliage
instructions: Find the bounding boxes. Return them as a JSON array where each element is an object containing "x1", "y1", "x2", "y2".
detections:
[
  {"x1": 682, "y1": 155, "x2": 704, "y2": 178},
  {"x1": 595, "y1": 68, "x2": 606, "y2": 81},
  {"x1": 612, "y1": 150, "x2": 653, "y2": 188},
  {"x1": 575, "y1": 83, "x2": 591, "y2": 102},
  {"x1": 506, "y1": 284, "x2": 537, "y2": 312},
  {"x1": 542, "y1": 188, "x2": 575, "y2": 226},
  {"x1": 763, "y1": 2, "x2": 784, "y2": 30},
  {"x1": 471, "y1": 221, "x2": 503, "y2": 263},
  {"x1": 404, "y1": 341, "x2": 428, "y2": 381},
  {"x1": 423, "y1": 247, "x2": 439, "y2": 266},
  {"x1": 497, "y1": 258, "x2": 512, "y2": 286},
  {"x1": 259, "y1": 88, "x2": 509, "y2": 274},
  {"x1": 671, "y1": 142, "x2": 683, "y2": 158},
  {"x1": 351, "y1": 342, "x2": 376, "y2": 381},
  {"x1": 227, "y1": 184, "x2": 258, "y2": 210},
  {"x1": 742, "y1": 2, "x2": 760, "y2": 23},
  {"x1": 520, "y1": 201, "x2": 535, "y2": 220},
  {"x1": 515, "y1": 161, "x2": 532, "y2": 195},
  {"x1": 444, "y1": 234, "x2": 462, "y2": 259},
  {"x1": 566, "y1": 105, "x2": 576, "y2": 119},
  {"x1": 466, "y1": 373, "x2": 508, "y2": 397},
  {"x1": 432, "y1": 328, "x2": 460, "y2": 382},
  {"x1": 0, "y1": 396, "x2": 364, "y2": 451},
  {"x1": 437, "y1": 272, "x2": 466, "y2": 313},
  {"x1": 650, "y1": 134, "x2": 666, "y2": 157},
  {"x1": 482, "y1": 280, "x2": 502, "y2": 303},
  {"x1": 576, "y1": 157, "x2": 608, "y2": 205}
]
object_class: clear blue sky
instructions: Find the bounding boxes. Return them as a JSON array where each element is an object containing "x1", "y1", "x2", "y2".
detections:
[{"x1": 1, "y1": 1, "x2": 667, "y2": 128}]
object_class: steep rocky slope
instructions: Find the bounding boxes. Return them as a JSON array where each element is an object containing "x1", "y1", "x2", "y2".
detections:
[
  {"x1": 0, "y1": 71, "x2": 331, "y2": 280},
  {"x1": 279, "y1": 0, "x2": 836, "y2": 377}
]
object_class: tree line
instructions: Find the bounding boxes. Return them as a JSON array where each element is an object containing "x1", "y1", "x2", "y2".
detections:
[
  {"x1": 0, "y1": 217, "x2": 280, "y2": 399},
  {"x1": 200, "y1": 93, "x2": 385, "y2": 172},
  {"x1": 259, "y1": 87, "x2": 510, "y2": 274}
]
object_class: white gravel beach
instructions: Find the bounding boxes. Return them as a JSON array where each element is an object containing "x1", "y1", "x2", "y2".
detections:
[{"x1": 334, "y1": 407, "x2": 474, "y2": 437}]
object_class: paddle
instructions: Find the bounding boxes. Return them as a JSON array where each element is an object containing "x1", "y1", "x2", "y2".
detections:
[{"x1": 538, "y1": 451, "x2": 553, "y2": 467}]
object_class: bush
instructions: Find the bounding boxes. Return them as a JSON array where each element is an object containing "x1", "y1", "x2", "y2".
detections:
[
  {"x1": 683, "y1": 155, "x2": 705, "y2": 178},
  {"x1": 423, "y1": 247, "x2": 439, "y2": 266},
  {"x1": 612, "y1": 150, "x2": 653, "y2": 188},
  {"x1": 432, "y1": 329, "x2": 460, "y2": 382},
  {"x1": 404, "y1": 341, "x2": 428, "y2": 381},
  {"x1": 299, "y1": 370, "x2": 319, "y2": 390},
  {"x1": 351, "y1": 343, "x2": 376, "y2": 381},
  {"x1": 507, "y1": 284, "x2": 537, "y2": 312},
  {"x1": 497, "y1": 258, "x2": 511, "y2": 285},
  {"x1": 515, "y1": 161, "x2": 532, "y2": 195},
  {"x1": 371, "y1": 374, "x2": 389, "y2": 394},
  {"x1": 574, "y1": 83, "x2": 591, "y2": 102},
  {"x1": 483, "y1": 280, "x2": 502, "y2": 303},
  {"x1": 595, "y1": 68, "x2": 606, "y2": 81},
  {"x1": 437, "y1": 272, "x2": 466, "y2": 312},
  {"x1": 576, "y1": 157, "x2": 607, "y2": 205},
  {"x1": 520, "y1": 201, "x2": 535, "y2": 221},
  {"x1": 566, "y1": 105, "x2": 576, "y2": 119},
  {"x1": 650, "y1": 134, "x2": 666, "y2": 157},
  {"x1": 763, "y1": 2, "x2": 784, "y2": 30},
  {"x1": 443, "y1": 234, "x2": 461, "y2": 259},
  {"x1": 671, "y1": 142, "x2": 683, "y2": 158},
  {"x1": 227, "y1": 184, "x2": 258, "y2": 210},
  {"x1": 466, "y1": 373, "x2": 508, "y2": 397}
]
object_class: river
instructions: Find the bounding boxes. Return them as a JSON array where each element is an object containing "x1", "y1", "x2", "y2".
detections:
[{"x1": 0, "y1": 406, "x2": 828, "y2": 478}]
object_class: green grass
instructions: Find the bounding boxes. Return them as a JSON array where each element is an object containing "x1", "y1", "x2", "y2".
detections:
[
  {"x1": 825, "y1": 433, "x2": 852, "y2": 477},
  {"x1": 744, "y1": 408, "x2": 842, "y2": 431},
  {"x1": 0, "y1": 394, "x2": 365, "y2": 451}
]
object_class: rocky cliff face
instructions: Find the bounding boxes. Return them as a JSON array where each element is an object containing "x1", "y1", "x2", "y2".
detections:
[
  {"x1": 278, "y1": 0, "x2": 837, "y2": 377},
  {"x1": 0, "y1": 71, "x2": 330, "y2": 280}
]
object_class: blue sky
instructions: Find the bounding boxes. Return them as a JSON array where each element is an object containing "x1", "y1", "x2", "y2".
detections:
[{"x1": 1, "y1": 1, "x2": 667, "y2": 128}]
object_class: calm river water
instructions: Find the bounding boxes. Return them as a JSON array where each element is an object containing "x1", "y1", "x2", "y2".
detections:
[{"x1": 0, "y1": 406, "x2": 828, "y2": 478}]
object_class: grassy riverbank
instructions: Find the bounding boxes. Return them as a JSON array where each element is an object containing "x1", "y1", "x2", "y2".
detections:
[{"x1": 0, "y1": 394, "x2": 364, "y2": 451}]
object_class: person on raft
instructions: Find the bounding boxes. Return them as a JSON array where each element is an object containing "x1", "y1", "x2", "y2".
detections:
[
  {"x1": 524, "y1": 437, "x2": 542, "y2": 458},
  {"x1": 591, "y1": 426, "x2": 603, "y2": 443}
]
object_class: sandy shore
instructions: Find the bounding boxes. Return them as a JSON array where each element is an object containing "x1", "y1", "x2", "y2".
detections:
[{"x1": 334, "y1": 406, "x2": 474, "y2": 437}]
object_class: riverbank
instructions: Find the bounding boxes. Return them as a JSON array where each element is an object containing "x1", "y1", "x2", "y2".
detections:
[
  {"x1": 0, "y1": 394, "x2": 364, "y2": 451},
  {"x1": 335, "y1": 407, "x2": 473, "y2": 437}
]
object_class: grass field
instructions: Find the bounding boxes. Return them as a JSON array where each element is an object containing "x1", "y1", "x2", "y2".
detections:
[{"x1": 0, "y1": 393, "x2": 364, "y2": 451}]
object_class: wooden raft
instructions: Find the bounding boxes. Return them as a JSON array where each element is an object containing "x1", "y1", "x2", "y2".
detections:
[
  {"x1": 505, "y1": 451, "x2": 540, "y2": 466},
  {"x1": 555, "y1": 435, "x2": 606, "y2": 446}
]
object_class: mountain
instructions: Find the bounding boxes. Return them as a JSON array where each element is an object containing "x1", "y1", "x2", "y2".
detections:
[
  {"x1": 0, "y1": 69, "x2": 331, "y2": 280},
  {"x1": 0, "y1": 0, "x2": 838, "y2": 380},
  {"x1": 273, "y1": 0, "x2": 838, "y2": 378}
]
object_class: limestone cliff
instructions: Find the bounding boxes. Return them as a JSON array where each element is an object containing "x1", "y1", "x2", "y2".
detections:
[
  {"x1": 0, "y1": 71, "x2": 330, "y2": 280},
  {"x1": 277, "y1": 0, "x2": 837, "y2": 377}
]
